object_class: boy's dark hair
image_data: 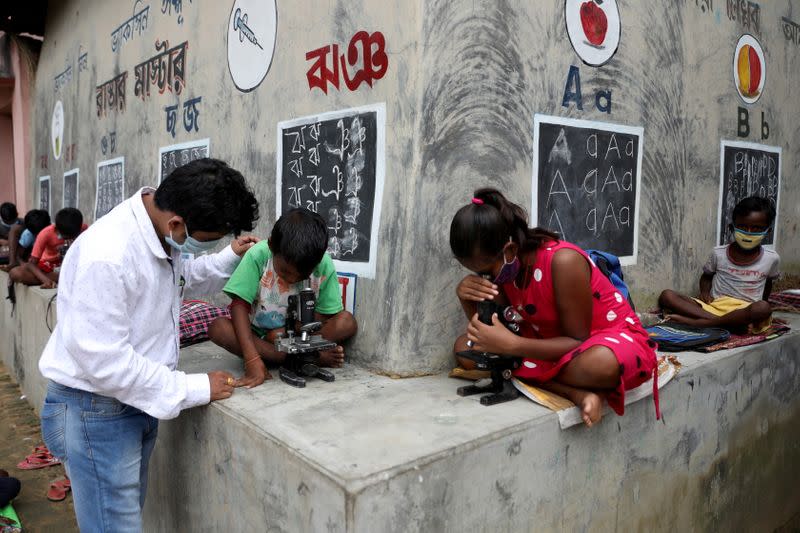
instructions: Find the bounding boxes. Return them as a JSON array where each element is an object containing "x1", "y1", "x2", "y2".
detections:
[
  {"x1": 450, "y1": 188, "x2": 559, "y2": 260},
  {"x1": 55, "y1": 207, "x2": 83, "y2": 238},
  {"x1": 1, "y1": 202, "x2": 18, "y2": 223},
  {"x1": 732, "y1": 196, "x2": 776, "y2": 226},
  {"x1": 23, "y1": 209, "x2": 51, "y2": 236},
  {"x1": 270, "y1": 208, "x2": 328, "y2": 278},
  {"x1": 154, "y1": 158, "x2": 259, "y2": 236}
]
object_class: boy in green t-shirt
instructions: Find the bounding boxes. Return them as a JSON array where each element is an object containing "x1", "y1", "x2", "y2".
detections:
[{"x1": 208, "y1": 208, "x2": 357, "y2": 388}]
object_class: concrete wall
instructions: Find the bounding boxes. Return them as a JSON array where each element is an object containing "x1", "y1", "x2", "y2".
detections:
[
  {"x1": 0, "y1": 274, "x2": 56, "y2": 409},
  {"x1": 28, "y1": 0, "x2": 800, "y2": 374},
  {"x1": 3, "y1": 270, "x2": 798, "y2": 531}
]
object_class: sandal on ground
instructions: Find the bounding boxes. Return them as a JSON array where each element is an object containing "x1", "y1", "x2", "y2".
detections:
[
  {"x1": 46, "y1": 477, "x2": 71, "y2": 502},
  {"x1": 16, "y1": 451, "x2": 61, "y2": 470}
]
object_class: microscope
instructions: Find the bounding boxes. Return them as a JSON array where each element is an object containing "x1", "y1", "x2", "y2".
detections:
[
  {"x1": 274, "y1": 280, "x2": 337, "y2": 388},
  {"x1": 456, "y1": 276, "x2": 523, "y2": 406}
]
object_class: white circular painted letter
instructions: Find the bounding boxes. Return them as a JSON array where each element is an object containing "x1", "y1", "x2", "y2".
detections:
[
  {"x1": 51, "y1": 100, "x2": 64, "y2": 160},
  {"x1": 565, "y1": 0, "x2": 621, "y2": 67},
  {"x1": 227, "y1": 0, "x2": 277, "y2": 92}
]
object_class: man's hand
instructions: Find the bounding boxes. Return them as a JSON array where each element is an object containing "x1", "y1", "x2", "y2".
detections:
[
  {"x1": 231, "y1": 235, "x2": 259, "y2": 257},
  {"x1": 466, "y1": 313, "x2": 518, "y2": 355},
  {"x1": 208, "y1": 370, "x2": 236, "y2": 400},
  {"x1": 456, "y1": 274, "x2": 498, "y2": 303},
  {"x1": 236, "y1": 357, "x2": 272, "y2": 389},
  {"x1": 40, "y1": 279, "x2": 57, "y2": 289}
]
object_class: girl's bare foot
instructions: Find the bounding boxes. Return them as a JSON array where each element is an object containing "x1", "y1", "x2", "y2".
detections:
[
  {"x1": 318, "y1": 345, "x2": 345, "y2": 367},
  {"x1": 574, "y1": 390, "x2": 604, "y2": 427}
]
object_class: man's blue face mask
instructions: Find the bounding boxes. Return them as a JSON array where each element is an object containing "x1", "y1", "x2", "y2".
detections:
[
  {"x1": 165, "y1": 223, "x2": 222, "y2": 255},
  {"x1": 19, "y1": 229, "x2": 35, "y2": 248}
]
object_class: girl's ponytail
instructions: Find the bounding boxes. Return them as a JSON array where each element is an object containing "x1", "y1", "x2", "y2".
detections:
[{"x1": 450, "y1": 187, "x2": 558, "y2": 260}]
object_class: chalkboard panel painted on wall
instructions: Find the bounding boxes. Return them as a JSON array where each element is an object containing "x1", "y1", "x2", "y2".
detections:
[
  {"x1": 63, "y1": 168, "x2": 79, "y2": 209},
  {"x1": 532, "y1": 115, "x2": 644, "y2": 266},
  {"x1": 39, "y1": 175, "x2": 51, "y2": 215},
  {"x1": 717, "y1": 140, "x2": 781, "y2": 247},
  {"x1": 276, "y1": 103, "x2": 386, "y2": 278},
  {"x1": 95, "y1": 157, "x2": 125, "y2": 221},
  {"x1": 158, "y1": 138, "x2": 211, "y2": 184}
]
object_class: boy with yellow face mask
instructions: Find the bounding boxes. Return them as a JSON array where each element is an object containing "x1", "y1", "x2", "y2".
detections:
[{"x1": 658, "y1": 196, "x2": 779, "y2": 333}]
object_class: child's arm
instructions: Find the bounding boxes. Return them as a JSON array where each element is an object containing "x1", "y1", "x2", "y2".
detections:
[
  {"x1": 763, "y1": 278, "x2": 773, "y2": 301},
  {"x1": 466, "y1": 249, "x2": 589, "y2": 361},
  {"x1": 699, "y1": 272, "x2": 714, "y2": 303},
  {"x1": 229, "y1": 298, "x2": 269, "y2": 388}
]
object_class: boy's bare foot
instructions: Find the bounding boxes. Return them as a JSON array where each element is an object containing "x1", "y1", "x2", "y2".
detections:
[
  {"x1": 318, "y1": 345, "x2": 345, "y2": 368},
  {"x1": 665, "y1": 314, "x2": 704, "y2": 327},
  {"x1": 574, "y1": 390, "x2": 603, "y2": 427}
]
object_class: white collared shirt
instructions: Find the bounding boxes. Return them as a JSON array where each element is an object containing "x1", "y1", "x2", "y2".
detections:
[{"x1": 39, "y1": 188, "x2": 241, "y2": 419}]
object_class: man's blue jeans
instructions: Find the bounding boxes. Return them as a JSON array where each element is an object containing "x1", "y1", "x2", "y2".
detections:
[{"x1": 40, "y1": 381, "x2": 159, "y2": 533}]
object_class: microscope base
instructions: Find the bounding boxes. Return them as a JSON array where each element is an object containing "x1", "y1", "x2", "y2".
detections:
[{"x1": 279, "y1": 355, "x2": 337, "y2": 388}]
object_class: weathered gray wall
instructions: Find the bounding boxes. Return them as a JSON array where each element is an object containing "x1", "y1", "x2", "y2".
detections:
[{"x1": 30, "y1": 0, "x2": 800, "y2": 375}]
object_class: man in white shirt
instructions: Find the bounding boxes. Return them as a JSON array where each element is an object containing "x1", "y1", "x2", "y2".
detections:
[{"x1": 39, "y1": 158, "x2": 260, "y2": 532}]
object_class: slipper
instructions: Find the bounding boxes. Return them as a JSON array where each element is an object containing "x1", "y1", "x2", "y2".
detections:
[
  {"x1": 16, "y1": 452, "x2": 61, "y2": 470},
  {"x1": 46, "y1": 478, "x2": 71, "y2": 502}
]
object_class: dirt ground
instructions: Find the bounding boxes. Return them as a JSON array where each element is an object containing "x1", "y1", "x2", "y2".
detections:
[{"x1": 0, "y1": 364, "x2": 78, "y2": 532}]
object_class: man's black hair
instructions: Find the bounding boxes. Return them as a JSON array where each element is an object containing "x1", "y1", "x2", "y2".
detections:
[
  {"x1": 732, "y1": 196, "x2": 776, "y2": 226},
  {"x1": 0, "y1": 202, "x2": 18, "y2": 224},
  {"x1": 270, "y1": 208, "x2": 328, "y2": 278},
  {"x1": 23, "y1": 209, "x2": 51, "y2": 236},
  {"x1": 154, "y1": 158, "x2": 259, "y2": 236},
  {"x1": 55, "y1": 207, "x2": 83, "y2": 238}
]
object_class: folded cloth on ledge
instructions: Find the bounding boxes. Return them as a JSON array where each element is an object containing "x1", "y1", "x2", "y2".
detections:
[
  {"x1": 697, "y1": 318, "x2": 790, "y2": 352},
  {"x1": 769, "y1": 290, "x2": 800, "y2": 313},
  {"x1": 512, "y1": 356, "x2": 680, "y2": 429}
]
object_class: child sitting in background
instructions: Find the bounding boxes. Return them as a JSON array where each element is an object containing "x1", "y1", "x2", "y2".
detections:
[
  {"x1": 208, "y1": 208, "x2": 357, "y2": 388},
  {"x1": 9, "y1": 207, "x2": 87, "y2": 288},
  {"x1": 0, "y1": 209, "x2": 51, "y2": 272},
  {"x1": 658, "y1": 196, "x2": 779, "y2": 333},
  {"x1": 0, "y1": 202, "x2": 23, "y2": 265}
]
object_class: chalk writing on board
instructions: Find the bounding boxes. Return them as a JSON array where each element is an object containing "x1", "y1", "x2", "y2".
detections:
[
  {"x1": 159, "y1": 139, "x2": 210, "y2": 183},
  {"x1": 95, "y1": 157, "x2": 125, "y2": 220},
  {"x1": 532, "y1": 115, "x2": 643, "y2": 265},
  {"x1": 39, "y1": 176, "x2": 51, "y2": 215},
  {"x1": 277, "y1": 104, "x2": 386, "y2": 278},
  {"x1": 63, "y1": 169, "x2": 79, "y2": 209},
  {"x1": 718, "y1": 140, "x2": 781, "y2": 246}
]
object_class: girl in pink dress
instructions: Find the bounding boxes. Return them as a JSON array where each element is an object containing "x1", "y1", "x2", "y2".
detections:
[{"x1": 450, "y1": 188, "x2": 658, "y2": 427}]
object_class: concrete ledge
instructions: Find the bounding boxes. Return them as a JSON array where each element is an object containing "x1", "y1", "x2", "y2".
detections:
[{"x1": 2, "y1": 270, "x2": 799, "y2": 531}]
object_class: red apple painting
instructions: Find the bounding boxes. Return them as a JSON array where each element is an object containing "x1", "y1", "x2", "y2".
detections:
[
  {"x1": 580, "y1": 1, "x2": 608, "y2": 47},
  {"x1": 566, "y1": 0, "x2": 620, "y2": 67}
]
